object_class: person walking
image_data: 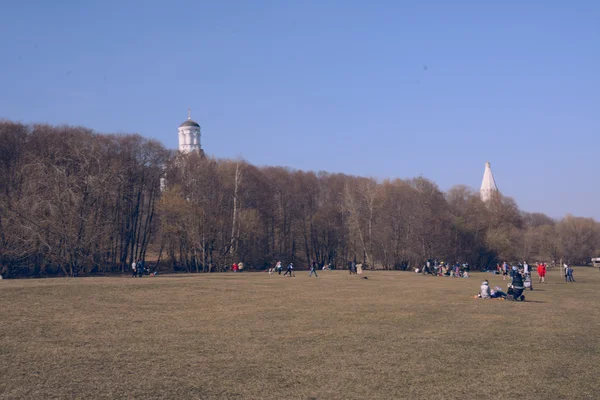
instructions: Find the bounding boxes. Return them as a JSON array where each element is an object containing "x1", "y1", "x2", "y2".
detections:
[
  {"x1": 272, "y1": 261, "x2": 282, "y2": 275},
  {"x1": 284, "y1": 263, "x2": 294, "y2": 277},
  {"x1": 537, "y1": 262, "x2": 546, "y2": 284},
  {"x1": 131, "y1": 260, "x2": 137, "y2": 278},
  {"x1": 309, "y1": 261, "x2": 318, "y2": 278},
  {"x1": 567, "y1": 266, "x2": 575, "y2": 282}
]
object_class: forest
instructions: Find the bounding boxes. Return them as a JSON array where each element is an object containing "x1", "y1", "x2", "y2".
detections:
[{"x1": 1, "y1": 121, "x2": 599, "y2": 277}]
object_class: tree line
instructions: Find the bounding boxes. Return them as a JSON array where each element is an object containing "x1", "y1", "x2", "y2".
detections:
[{"x1": 1, "y1": 121, "x2": 598, "y2": 277}]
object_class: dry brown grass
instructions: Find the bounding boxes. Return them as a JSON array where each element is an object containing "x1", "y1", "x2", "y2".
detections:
[{"x1": 1, "y1": 267, "x2": 600, "y2": 399}]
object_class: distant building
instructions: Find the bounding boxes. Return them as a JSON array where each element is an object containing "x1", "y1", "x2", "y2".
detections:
[
  {"x1": 480, "y1": 161, "x2": 499, "y2": 202},
  {"x1": 160, "y1": 110, "x2": 205, "y2": 192},
  {"x1": 178, "y1": 109, "x2": 202, "y2": 154}
]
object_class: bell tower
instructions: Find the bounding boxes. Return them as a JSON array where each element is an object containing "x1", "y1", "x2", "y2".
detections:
[{"x1": 178, "y1": 109, "x2": 201, "y2": 153}]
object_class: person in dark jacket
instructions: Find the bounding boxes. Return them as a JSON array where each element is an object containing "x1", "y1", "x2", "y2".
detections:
[
  {"x1": 137, "y1": 259, "x2": 144, "y2": 277},
  {"x1": 284, "y1": 263, "x2": 294, "y2": 277},
  {"x1": 508, "y1": 269, "x2": 525, "y2": 301},
  {"x1": 309, "y1": 261, "x2": 318, "y2": 277},
  {"x1": 567, "y1": 266, "x2": 575, "y2": 282}
]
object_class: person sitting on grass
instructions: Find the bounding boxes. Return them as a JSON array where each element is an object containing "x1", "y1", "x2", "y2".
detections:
[
  {"x1": 480, "y1": 280, "x2": 491, "y2": 298},
  {"x1": 490, "y1": 285, "x2": 507, "y2": 299},
  {"x1": 478, "y1": 281, "x2": 507, "y2": 299}
]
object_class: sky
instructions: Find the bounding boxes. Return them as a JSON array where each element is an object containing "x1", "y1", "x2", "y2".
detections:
[{"x1": 1, "y1": 1, "x2": 599, "y2": 219}]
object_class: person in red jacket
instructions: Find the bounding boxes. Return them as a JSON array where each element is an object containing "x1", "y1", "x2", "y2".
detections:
[
  {"x1": 232, "y1": 263, "x2": 238, "y2": 273},
  {"x1": 537, "y1": 262, "x2": 546, "y2": 283}
]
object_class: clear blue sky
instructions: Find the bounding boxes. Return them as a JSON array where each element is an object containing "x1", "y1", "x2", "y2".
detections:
[{"x1": 1, "y1": 1, "x2": 598, "y2": 219}]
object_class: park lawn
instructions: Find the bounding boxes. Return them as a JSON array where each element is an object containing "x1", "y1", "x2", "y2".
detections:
[{"x1": 1, "y1": 268, "x2": 599, "y2": 400}]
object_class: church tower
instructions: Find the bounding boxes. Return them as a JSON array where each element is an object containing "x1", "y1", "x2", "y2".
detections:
[
  {"x1": 178, "y1": 109, "x2": 201, "y2": 153},
  {"x1": 480, "y1": 161, "x2": 499, "y2": 202}
]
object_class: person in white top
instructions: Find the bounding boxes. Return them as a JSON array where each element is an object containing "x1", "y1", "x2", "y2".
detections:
[
  {"x1": 563, "y1": 263, "x2": 569, "y2": 282},
  {"x1": 480, "y1": 281, "x2": 491, "y2": 298},
  {"x1": 131, "y1": 261, "x2": 137, "y2": 278}
]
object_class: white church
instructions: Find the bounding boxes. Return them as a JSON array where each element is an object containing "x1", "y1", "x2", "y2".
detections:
[
  {"x1": 480, "y1": 161, "x2": 499, "y2": 202},
  {"x1": 177, "y1": 109, "x2": 204, "y2": 155},
  {"x1": 160, "y1": 111, "x2": 205, "y2": 192}
]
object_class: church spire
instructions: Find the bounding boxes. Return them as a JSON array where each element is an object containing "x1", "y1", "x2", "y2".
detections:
[
  {"x1": 480, "y1": 161, "x2": 499, "y2": 202},
  {"x1": 188, "y1": 108, "x2": 191, "y2": 120}
]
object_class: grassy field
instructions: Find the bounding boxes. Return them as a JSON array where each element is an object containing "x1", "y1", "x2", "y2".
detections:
[{"x1": 1, "y1": 267, "x2": 599, "y2": 400}]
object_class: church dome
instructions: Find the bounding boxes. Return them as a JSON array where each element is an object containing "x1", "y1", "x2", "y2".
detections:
[{"x1": 179, "y1": 119, "x2": 200, "y2": 128}]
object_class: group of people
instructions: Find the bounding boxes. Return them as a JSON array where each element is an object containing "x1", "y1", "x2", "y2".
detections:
[
  {"x1": 131, "y1": 259, "x2": 145, "y2": 277},
  {"x1": 479, "y1": 265, "x2": 529, "y2": 301},
  {"x1": 479, "y1": 260, "x2": 578, "y2": 301},
  {"x1": 497, "y1": 261, "x2": 551, "y2": 284},
  {"x1": 265, "y1": 259, "x2": 344, "y2": 277},
  {"x1": 131, "y1": 259, "x2": 158, "y2": 276},
  {"x1": 268, "y1": 261, "x2": 296, "y2": 277},
  {"x1": 348, "y1": 262, "x2": 364, "y2": 275},
  {"x1": 231, "y1": 262, "x2": 245, "y2": 273},
  {"x1": 563, "y1": 263, "x2": 576, "y2": 282},
  {"x1": 417, "y1": 261, "x2": 470, "y2": 278}
]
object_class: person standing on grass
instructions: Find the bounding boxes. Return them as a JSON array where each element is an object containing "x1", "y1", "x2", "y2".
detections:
[
  {"x1": 238, "y1": 261, "x2": 244, "y2": 273},
  {"x1": 537, "y1": 262, "x2": 546, "y2": 283},
  {"x1": 502, "y1": 261, "x2": 509, "y2": 280},
  {"x1": 567, "y1": 266, "x2": 575, "y2": 282},
  {"x1": 232, "y1": 262, "x2": 238, "y2": 273},
  {"x1": 131, "y1": 260, "x2": 137, "y2": 278},
  {"x1": 309, "y1": 261, "x2": 318, "y2": 278},
  {"x1": 523, "y1": 261, "x2": 530, "y2": 277},
  {"x1": 563, "y1": 262, "x2": 569, "y2": 282}
]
